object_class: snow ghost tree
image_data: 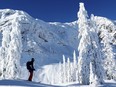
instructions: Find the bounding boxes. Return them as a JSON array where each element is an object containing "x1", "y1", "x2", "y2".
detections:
[
  {"x1": 77, "y1": 3, "x2": 104, "y2": 85},
  {"x1": 89, "y1": 15, "x2": 104, "y2": 84},
  {"x1": 0, "y1": 28, "x2": 10, "y2": 79},
  {"x1": 77, "y1": 2, "x2": 90, "y2": 85},
  {"x1": 0, "y1": 18, "x2": 22, "y2": 79},
  {"x1": 99, "y1": 22, "x2": 116, "y2": 80}
]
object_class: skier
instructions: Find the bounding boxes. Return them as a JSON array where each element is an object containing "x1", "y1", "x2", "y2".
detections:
[{"x1": 26, "y1": 58, "x2": 35, "y2": 81}]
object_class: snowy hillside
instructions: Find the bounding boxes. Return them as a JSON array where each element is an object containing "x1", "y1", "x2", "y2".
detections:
[
  {"x1": 0, "y1": 9, "x2": 115, "y2": 67},
  {"x1": 0, "y1": 3, "x2": 116, "y2": 86},
  {"x1": 0, "y1": 9, "x2": 78, "y2": 68}
]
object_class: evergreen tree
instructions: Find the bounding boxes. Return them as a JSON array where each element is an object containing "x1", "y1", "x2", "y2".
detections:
[
  {"x1": 0, "y1": 28, "x2": 10, "y2": 79},
  {"x1": 77, "y1": 2, "x2": 90, "y2": 85},
  {"x1": 77, "y1": 3, "x2": 104, "y2": 85},
  {"x1": 63, "y1": 55, "x2": 66, "y2": 83},
  {"x1": 89, "y1": 14, "x2": 104, "y2": 84},
  {"x1": 99, "y1": 23, "x2": 116, "y2": 80},
  {"x1": 72, "y1": 50, "x2": 77, "y2": 82},
  {"x1": 67, "y1": 58, "x2": 71, "y2": 82},
  {"x1": 0, "y1": 19, "x2": 22, "y2": 79},
  {"x1": 58, "y1": 62, "x2": 62, "y2": 83},
  {"x1": 0, "y1": 47, "x2": 4, "y2": 79}
]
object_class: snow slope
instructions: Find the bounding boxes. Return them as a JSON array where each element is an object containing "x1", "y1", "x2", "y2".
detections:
[
  {"x1": 0, "y1": 80, "x2": 61, "y2": 87},
  {"x1": 0, "y1": 79, "x2": 116, "y2": 87},
  {"x1": 0, "y1": 9, "x2": 78, "y2": 67}
]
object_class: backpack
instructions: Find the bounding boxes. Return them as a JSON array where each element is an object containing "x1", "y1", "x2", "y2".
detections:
[{"x1": 26, "y1": 61, "x2": 31, "y2": 70}]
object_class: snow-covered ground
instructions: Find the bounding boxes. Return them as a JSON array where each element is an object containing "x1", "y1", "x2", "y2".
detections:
[
  {"x1": 0, "y1": 79, "x2": 116, "y2": 87},
  {"x1": 0, "y1": 79, "x2": 61, "y2": 87}
]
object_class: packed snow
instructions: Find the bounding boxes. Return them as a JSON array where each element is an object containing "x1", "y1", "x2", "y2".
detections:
[
  {"x1": 0, "y1": 79, "x2": 116, "y2": 87},
  {"x1": 0, "y1": 2, "x2": 116, "y2": 87}
]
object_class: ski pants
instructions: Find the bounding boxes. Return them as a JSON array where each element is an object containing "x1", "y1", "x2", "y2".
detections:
[{"x1": 28, "y1": 71, "x2": 33, "y2": 81}]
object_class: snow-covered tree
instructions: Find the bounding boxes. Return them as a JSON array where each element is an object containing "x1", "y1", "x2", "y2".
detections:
[
  {"x1": 38, "y1": 51, "x2": 79, "y2": 84},
  {"x1": 0, "y1": 47, "x2": 3, "y2": 79},
  {"x1": 89, "y1": 14, "x2": 104, "y2": 84},
  {"x1": 72, "y1": 50, "x2": 78, "y2": 82},
  {"x1": 73, "y1": 50, "x2": 77, "y2": 69},
  {"x1": 0, "y1": 18, "x2": 22, "y2": 79},
  {"x1": 77, "y1": 2, "x2": 90, "y2": 85},
  {"x1": 0, "y1": 28, "x2": 10, "y2": 79},
  {"x1": 67, "y1": 57, "x2": 71, "y2": 82},
  {"x1": 77, "y1": 3, "x2": 104, "y2": 85},
  {"x1": 62, "y1": 55, "x2": 66, "y2": 83},
  {"x1": 58, "y1": 62, "x2": 62, "y2": 83},
  {"x1": 99, "y1": 23, "x2": 116, "y2": 80}
]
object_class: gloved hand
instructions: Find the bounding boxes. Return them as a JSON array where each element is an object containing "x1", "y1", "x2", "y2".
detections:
[{"x1": 33, "y1": 69, "x2": 35, "y2": 71}]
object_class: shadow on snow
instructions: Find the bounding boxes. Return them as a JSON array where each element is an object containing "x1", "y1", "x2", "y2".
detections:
[{"x1": 0, "y1": 79, "x2": 62, "y2": 87}]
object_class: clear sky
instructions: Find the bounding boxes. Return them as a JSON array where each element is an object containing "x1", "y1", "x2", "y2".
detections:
[{"x1": 0, "y1": 0, "x2": 116, "y2": 22}]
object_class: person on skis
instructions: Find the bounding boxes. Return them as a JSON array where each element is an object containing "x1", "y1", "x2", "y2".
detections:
[{"x1": 26, "y1": 58, "x2": 35, "y2": 81}]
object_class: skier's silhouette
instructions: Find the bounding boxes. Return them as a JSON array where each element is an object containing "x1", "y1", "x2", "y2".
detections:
[{"x1": 26, "y1": 58, "x2": 35, "y2": 81}]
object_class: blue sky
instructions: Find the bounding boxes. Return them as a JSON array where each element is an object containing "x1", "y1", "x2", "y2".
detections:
[{"x1": 0, "y1": 0, "x2": 116, "y2": 22}]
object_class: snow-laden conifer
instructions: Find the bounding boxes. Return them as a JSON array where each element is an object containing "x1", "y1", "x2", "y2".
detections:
[
  {"x1": 77, "y1": 3, "x2": 104, "y2": 85},
  {"x1": 63, "y1": 55, "x2": 66, "y2": 83},
  {"x1": 99, "y1": 23, "x2": 116, "y2": 80},
  {"x1": 67, "y1": 58, "x2": 71, "y2": 82},
  {"x1": 72, "y1": 50, "x2": 77, "y2": 82},
  {"x1": 0, "y1": 18, "x2": 22, "y2": 79},
  {"x1": 77, "y1": 2, "x2": 90, "y2": 85},
  {"x1": 89, "y1": 14, "x2": 104, "y2": 84}
]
